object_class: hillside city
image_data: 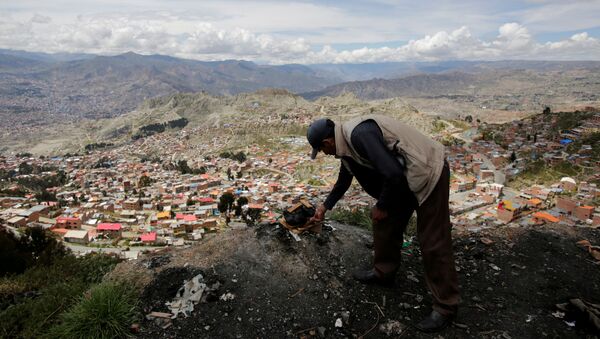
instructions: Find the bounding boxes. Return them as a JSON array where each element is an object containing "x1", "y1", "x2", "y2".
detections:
[{"x1": 1, "y1": 108, "x2": 599, "y2": 260}]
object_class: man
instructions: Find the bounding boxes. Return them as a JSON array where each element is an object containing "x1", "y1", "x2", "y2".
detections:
[{"x1": 307, "y1": 114, "x2": 459, "y2": 332}]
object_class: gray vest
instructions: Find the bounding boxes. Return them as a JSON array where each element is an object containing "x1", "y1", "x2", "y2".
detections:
[{"x1": 334, "y1": 114, "x2": 445, "y2": 205}]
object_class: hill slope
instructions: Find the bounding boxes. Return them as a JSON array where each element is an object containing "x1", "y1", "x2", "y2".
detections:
[
  {"x1": 0, "y1": 90, "x2": 427, "y2": 155},
  {"x1": 0, "y1": 52, "x2": 337, "y2": 120},
  {"x1": 110, "y1": 222, "x2": 600, "y2": 338},
  {"x1": 302, "y1": 65, "x2": 600, "y2": 118}
]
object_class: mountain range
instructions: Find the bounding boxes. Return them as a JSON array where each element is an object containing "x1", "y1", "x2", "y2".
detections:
[
  {"x1": 0, "y1": 51, "x2": 337, "y2": 120},
  {"x1": 2, "y1": 49, "x2": 600, "y2": 123}
]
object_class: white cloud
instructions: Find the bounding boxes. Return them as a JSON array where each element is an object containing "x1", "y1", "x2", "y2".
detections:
[{"x1": 0, "y1": 14, "x2": 598, "y2": 63}]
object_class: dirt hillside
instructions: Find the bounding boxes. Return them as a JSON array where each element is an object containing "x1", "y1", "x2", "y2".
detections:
[{"x1": 111, "y1": 222, "x2": 600, "y2": 338}]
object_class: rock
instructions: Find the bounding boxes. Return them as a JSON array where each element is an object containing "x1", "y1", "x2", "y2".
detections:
[
  {"x1": 335, "y1": 318, "x2": 343, "y2": 328},
  {"x1": 129, "y1": 323, "x2": 140, "y2": 334},
  {"x1": 399, "y1": 303, "x2": 412, "y2": 309},
  {"x1": 341, "y1": 311, "x2": 350, "y2": 324},
  {"x1": 379, "y1": 320, "x2": 405, "y2": 336}
]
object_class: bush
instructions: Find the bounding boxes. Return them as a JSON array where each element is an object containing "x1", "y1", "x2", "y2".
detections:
[
  {"x1": 0, "y1": 227, "x2": 67, "y2": 277},
  {"x1": 48, "y1": 282, "x2": 138, "y2": 339},
  {"x1": 0, "y1": 253, "x2": 121, "y2": 338}
]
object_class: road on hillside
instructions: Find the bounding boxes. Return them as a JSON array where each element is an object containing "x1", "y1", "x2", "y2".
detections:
[{"x1": 444, "y1": 122, "x2": 506, "y2": 186}]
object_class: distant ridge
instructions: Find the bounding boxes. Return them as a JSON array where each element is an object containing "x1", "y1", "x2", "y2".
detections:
[
  {"x1": 0, "y1": 51, "x2": 337, "y2": 120},
  {"x1": 301, "y1": 63, "x2": 600, "y2": 101}
]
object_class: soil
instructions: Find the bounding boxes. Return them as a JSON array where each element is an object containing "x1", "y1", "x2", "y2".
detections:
[{"x1": 114, "y1": 222, "x2": 600, "y2": 338}]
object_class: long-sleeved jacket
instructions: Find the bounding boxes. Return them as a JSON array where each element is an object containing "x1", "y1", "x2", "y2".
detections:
[
  {"x1": 324, "y1": 115, "x2": 445, "y2": 209},
  {"x1": 323, "y1": 120, "x2": 415, "y2": 210}
]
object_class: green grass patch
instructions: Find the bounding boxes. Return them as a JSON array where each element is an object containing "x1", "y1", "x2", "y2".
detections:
[
  {"x1": 567, "y1": 131, "x2": 600, "y2": 161},
  {"x1": 48, "y1": 282, "x2": 138, "y2": 339},
  {"x1": 329, "y1": 206, "x2": 372, "y2": 230},
  {"x1": 450, "y1": 119, "x2": 470, "y2": 131},
  {"x1": 510, "y1": 160, "x2": 581, "y2": 188},
  {"x1": 555, "y1": 111, "x2": 595, "y2": 132},
  {"x1": 329, "y1": 207, "x2": 418, "y2": 237},
  {"x1": 431, "y1": 120, "x2": 446, "y2": 133},
  {"x1": 0, "y1": 253, "x2": 122, "y2": 338}
]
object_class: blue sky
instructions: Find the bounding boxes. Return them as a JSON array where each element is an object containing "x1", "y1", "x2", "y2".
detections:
[{"x1": 1, "y1": 0, "x2": 599, "y2": 63}]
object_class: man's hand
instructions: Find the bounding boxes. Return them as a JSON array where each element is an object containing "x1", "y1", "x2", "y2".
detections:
[
  {"x1": 310, "y1": 204, "x2": 327, "y2": 223},
  {"x1": 371, "y1": 206, "x2": 388, "y2": 224}
]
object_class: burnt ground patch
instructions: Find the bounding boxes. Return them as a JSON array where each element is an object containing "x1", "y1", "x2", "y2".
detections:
[{"x1": 132, "y1": 223, "x2": 600, "y2": 338}]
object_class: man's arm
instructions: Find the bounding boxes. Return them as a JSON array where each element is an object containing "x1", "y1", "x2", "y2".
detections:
[
  {"x1": 323, "y1": 162, "x2": 353, "y2": 210},
  {"x1": 351, "y1": 120, "x2": 406, "y2": 212},
  {"x1": 312, "y1": 162, "x2": 353, "y2": 221}
]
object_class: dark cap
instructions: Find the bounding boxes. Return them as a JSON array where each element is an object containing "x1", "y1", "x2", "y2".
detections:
[{"x1": 306, "y1": 118, "x2": 333, "y2": 159}]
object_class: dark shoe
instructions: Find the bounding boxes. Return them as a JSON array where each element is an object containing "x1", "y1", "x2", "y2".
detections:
[
  {"x1": 414, "y1": 310, "x2": 454, "y2": 333},
  {"x1": 352, "y1": 269, "x2": 395, "y2": 287}
]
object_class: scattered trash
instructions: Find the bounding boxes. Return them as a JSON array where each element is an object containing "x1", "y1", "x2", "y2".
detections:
[
  {"x1": 378, "y1": 320, "x2": 405, "y2": 336},
  {"x1": 406, "y1": 271, "x2": 419, "y2": 283},
  {"x1": 143, "y1": 255, "x2": 171, "y2": 269},
  {"x1": 166, "y1": 274, "x2": 220, "y2": 318},
  {"x1": 576, "y1": 239, "x2": 600, "y2": 261},
  {"x1": 489, "y1": 263, "x2": 501, "y2": 271},
  {"x1": 480, "y1": 237, "x2": 494, "y2": 245},
  {"x1": 289, "y1": 231, "x2": 302, "y2": 242},
  {"x1": 219, "y1": 292, "x2": 235, "y2": 301},
  {"x1": 335, "y1": 318, "x2": 343, "y2": 328},
  {"x1": 146, "y1": 311, "x2": 174, "y2": 329},
  {"x1": 454, "y1": 322, "x2": 468, "y2": 329},
  {"x1": 556, "y1": 298, "x2": 600, "y2": 331},
  {"x1": 146, "y1": 311, "x2": 173, "y2": 319},
  {"x1": 551, "y1": 311, "x2": 565, "y2": 319},
  {"x1": 525, "y1": 315, "x2": 534, "y2": 323}
]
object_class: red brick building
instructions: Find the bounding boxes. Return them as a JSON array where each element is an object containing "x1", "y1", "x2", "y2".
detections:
[
  {"x1": 574, "y1": 206, "x2": 595, "y2": 221},
  {"x1": 55, "y1": 216, "x2": 82, "y2": 229},
  {"x1": 556, "y1": 197, "x2": 578, "y2": 214}
]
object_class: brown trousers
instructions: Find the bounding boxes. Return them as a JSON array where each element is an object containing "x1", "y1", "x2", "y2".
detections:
[{"x1": 373, "y1": 161, "x2": 460, "y2": 316}]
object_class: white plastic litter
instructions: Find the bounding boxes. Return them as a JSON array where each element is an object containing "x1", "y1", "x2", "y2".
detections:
[
  {"x1": 220, "y1": 292, "x2": 236, "y2": 301},
  {"x1": 166, "y1": 274, "x2": 207, "y2": 318}
]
